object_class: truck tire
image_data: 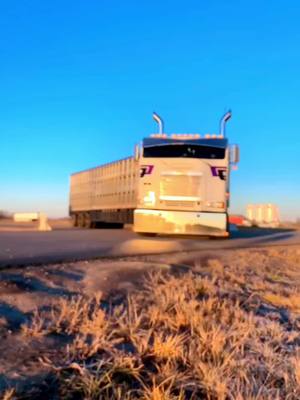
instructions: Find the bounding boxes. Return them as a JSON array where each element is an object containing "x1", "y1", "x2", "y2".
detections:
[
  {"x1": 225, "y1": 214, "x2": 231, "y2": 238},
  {"x1": 137, "y1": 232, "x2": 157, "y2": 237}
]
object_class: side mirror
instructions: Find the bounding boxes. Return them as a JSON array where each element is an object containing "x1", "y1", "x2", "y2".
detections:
[
  {"x1": 230, "y1": 144, "x2": 240, "y2": 164},
  {"x1": 134, "y1": 144, "x2": 140, "y2": 161}
]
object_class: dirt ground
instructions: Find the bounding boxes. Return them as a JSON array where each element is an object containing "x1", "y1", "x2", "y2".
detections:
[
  {"x1": 0, "y1": 254, "x2": 176, "y2": 392},
  {"x1": 0, "y1": 246, "x2": 300, "y2": 398}
]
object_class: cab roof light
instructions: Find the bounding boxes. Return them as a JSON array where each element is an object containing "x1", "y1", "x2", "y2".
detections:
[
  {"x1": 150, "y1": 133, "x2": 167, "y2": 138},
  {"x1": 150, "y1": 133, "x2": 203, "y2": 139},
  {"x1": 169, "y1": 133, "x2": 202, "y2": 139}
]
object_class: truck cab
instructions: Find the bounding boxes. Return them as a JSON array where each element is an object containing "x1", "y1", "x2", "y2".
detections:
[{"x1": 134, "y1": 112, "x2": 239, "y2": 236}]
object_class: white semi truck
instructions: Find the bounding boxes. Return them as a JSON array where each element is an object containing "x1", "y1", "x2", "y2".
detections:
[{"x1": 69, "y1": 112, "x2": 239, "y2": 237}]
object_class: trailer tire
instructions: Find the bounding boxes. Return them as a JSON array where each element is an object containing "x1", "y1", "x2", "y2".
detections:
[
  {"x1": 77, "y1": 213, "x2": 85, "y2": 228},
  {"x1": 71, "y1": 214, "x2": 78, "y2": 227},
  {"x1": 84, "y1": 214, "x2": 92, "y2": 229}
]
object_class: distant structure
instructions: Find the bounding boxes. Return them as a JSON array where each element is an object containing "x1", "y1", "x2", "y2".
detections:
[
  {"x1": 246, "y1": 204, "x2": 280, "y2": 227},
  {"x1": 13, "y1": 212, "x2": 52, "y2": 231},
  {"x1": 0, "y1": 210, "x2": 10, "y2": 219},
  {"x1": 14, "y1": 213, "x2": 39, "y2": 222}
]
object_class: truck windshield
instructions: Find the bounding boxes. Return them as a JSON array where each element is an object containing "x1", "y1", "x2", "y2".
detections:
[{"x1": 143, "y1": 144, "x2": 225, "y2": 159}]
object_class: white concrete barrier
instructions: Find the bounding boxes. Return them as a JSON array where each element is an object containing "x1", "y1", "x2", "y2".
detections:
[
  {"x1": 14, "y1": 213, "x2": 39, "y2": 222},
  {"x1": 38, "y1": 213, "x2": 52, "y2": 231}
]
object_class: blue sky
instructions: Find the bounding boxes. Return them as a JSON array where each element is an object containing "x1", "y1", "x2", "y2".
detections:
[{"x1": 0, "y1": 0, "x2": 299, "y2": 220}]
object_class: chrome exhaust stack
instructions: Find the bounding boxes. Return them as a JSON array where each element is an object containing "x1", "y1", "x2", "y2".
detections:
[
  {"x1": 220, "y1": 110, "x2": 232, "y2": 137},
  {"x1": 153, "y1": 112, "x2": 164, "y2": 134}
]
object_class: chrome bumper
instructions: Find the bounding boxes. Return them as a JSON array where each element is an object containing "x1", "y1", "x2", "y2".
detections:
[{"x1": 134, "y1": 209, "x2": 228, "y2": 236}]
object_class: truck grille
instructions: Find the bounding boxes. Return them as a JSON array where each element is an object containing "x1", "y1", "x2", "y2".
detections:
[{"x1": 160, "y1": 175, "x2": 201, "y2": 197}]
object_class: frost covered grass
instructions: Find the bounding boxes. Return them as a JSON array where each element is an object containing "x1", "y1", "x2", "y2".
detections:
[{"x1": 6, "y1": 247, "x2": 300, "y2": 399}]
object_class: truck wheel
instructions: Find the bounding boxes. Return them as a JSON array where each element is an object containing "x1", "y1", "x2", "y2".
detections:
[
  {"x1": 137, "y1": 232, "x2": 157, "y2": 237},
  {"x1": 225, "y1": 214, "x2": 231, "y2": 238}
]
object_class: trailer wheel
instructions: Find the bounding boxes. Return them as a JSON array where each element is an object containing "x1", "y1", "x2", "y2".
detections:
[
  {"x1": 77, "y1": 213, "x2": 85, "y2": 228},
  {"x1": 84, "y1": 214, "x2": 92, "y2": 229},
  {"x1": 71, "y1": 214, "x2": 78, "y2": 227}
]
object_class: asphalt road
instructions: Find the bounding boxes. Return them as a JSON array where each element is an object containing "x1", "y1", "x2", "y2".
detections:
[{"x1": 0, "y1": 226, "x2": 299, "y2": 267}]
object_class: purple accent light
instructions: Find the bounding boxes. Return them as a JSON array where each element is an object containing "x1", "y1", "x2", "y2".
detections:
[
  {"x1": 140, "y1": 165, "x2": 154, "y2": 178},
  {"x1": 211, "y1": 166, "x2": 227, "y2": 181}
]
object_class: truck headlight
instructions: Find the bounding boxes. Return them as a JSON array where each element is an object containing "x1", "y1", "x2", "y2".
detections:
[
  {"x1": 143, "y1": 191, "x2": 156, "y2": 205},
  {"x1": 205, "y1": 201, "x2": 225, "y2": 208}
]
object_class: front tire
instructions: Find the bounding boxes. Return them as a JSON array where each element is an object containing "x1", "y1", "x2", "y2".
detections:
[{"x1": 137, "y1": 232, "x2": 157, "y2": 237}]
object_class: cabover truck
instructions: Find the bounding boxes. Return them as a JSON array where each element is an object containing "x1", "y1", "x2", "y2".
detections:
[{"x1": 69, "y1": 112, "x2": 239, "y2": 236}]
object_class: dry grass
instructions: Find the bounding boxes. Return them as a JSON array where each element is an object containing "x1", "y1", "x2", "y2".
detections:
[
  {"x1": 262, "y1": 292, "x2": 300, "y2": 311},
  {"x1": 5, "y1": 247, "x2": 300, "y2": 399},
  {"x1": 1, "y1": 389, "x2": 16, "y2": 400}
]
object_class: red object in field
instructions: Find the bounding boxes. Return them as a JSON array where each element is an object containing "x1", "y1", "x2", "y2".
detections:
[{"x1": 229, "y1": 215, "x2": 247, "y2": 226}]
